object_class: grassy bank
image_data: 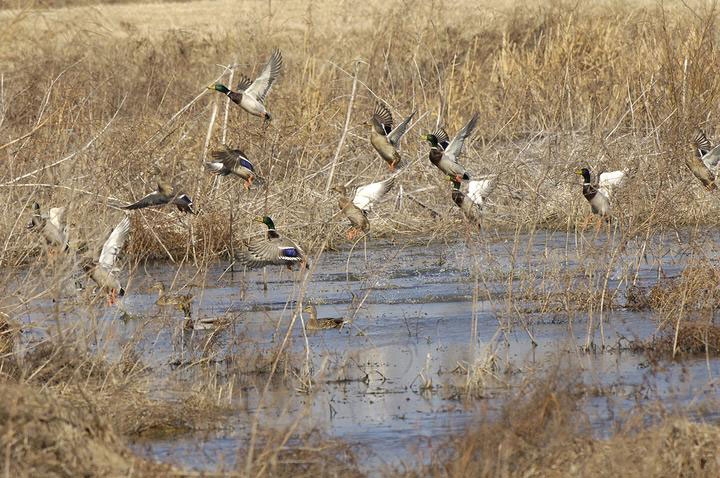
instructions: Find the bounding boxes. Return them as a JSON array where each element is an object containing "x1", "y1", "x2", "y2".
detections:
[{"x1": 1, "y1": 1, "x2": 720, "y2": 264}]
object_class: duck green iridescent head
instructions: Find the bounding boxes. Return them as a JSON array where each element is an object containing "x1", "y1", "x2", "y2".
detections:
[
  {"x1": 423, "y1": 133, "x2": 439, "y2": 147},
  {"x1": 208, "y1": 83, "x2": 230, "y2": 94},
  {"x1": 255, "y1": 215, "x2": 276, "y2": 229},
  {"x1": 576, "y1": 168, "x2": 591, "y2": 183}
]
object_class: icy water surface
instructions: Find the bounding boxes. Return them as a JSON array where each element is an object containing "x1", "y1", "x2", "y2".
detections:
[{"x1": 19, "y1": 230, "x2": 720, "y2": 472}]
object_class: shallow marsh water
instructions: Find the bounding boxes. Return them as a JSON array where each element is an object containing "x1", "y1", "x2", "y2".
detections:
[{"x1": 18, "y1": 229, "x2": 720, "y2": 472}]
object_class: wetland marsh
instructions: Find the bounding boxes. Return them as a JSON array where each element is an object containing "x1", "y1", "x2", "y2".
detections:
[{"x1": 4, "y1": 0, "x2": 720, "y2": 476}]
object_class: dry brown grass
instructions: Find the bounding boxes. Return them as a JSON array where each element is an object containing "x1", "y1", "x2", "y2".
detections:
[
  {"x1": 0, "y1": 333, "x2": 369, "y2": 477},
  {"x1": 0, "y1": 380, "x2": 176, "y2": 477},
  {"x1": 4, "y1": 0, "x2": 720, "y2": 475},
  {"x1": 648, "y1": 264, "x2": 720, "y2": 313},
  {"x1": 398, "y1": 369, "x2": 720, "y2": 478},
  {"x1": 2, "y1": 0, "x2": 720, "y2": 264}
]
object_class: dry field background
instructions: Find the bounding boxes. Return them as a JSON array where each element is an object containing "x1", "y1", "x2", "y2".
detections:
[
  {"x1": 2, "y1": 0, "x2": 720, "y2": 264},
  {"x1": 3, "y1": 0, "x2": 720, "y2": 476}
]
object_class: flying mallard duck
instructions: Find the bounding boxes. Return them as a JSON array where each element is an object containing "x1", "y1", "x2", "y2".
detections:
[
  {"x1": 205, "y1": 146, "x2": 262, "y2": 190},
  {"x1": 118, "y1": 179, "x2": 196, "y2": 214},
  {"x1": 451, "y1": 176, "x2": 497, "y2": 227},
  {"x1": 27, "y1": 202, "x2": 69, "y2": 251},
  {"x1": 150, "y1": 282, "x2": 192, "y2": 307},
  {"x1": 331, "y1": 177, "x2": 395, "y2": 240},
  {"x1": 467, "y1": 176, "x2": 497, "y2": 207},
  {"x1": 238, "y1": 216, "x2": 306, "y2": 270},
  {"x1": 366, "y1": 103, "x2": 416, "y2": 170},
  {"x1": 689, "y1": 129, "x2": 719, "y2": 190},
  {"x1": 83, "y1": 216, "x2": 130, "y2": 305},
  {"x1": 576, "y1": 168, "x2": 626, "y2": 219},
  {"x1": 302, "y1": 304, "x2": 346, "y2": 330},
  {"x1": 423, "y1": 114, "x2": 478, "y2": 182},
  {"x1": 207, "y1": 49, "x2": 283, "y2": 121}
]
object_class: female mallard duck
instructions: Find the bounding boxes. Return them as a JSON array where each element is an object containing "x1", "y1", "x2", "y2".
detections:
[
  {"x1": 423, "y1": 114, "x2": 478, "y2": 182},
  {"x1": 451, "y1": 176, "x2": 497, "y2": 227},
  {"x1": 331, "y1": 177, "x2": 395, "y2": 240},
  {"x1": 576, "y1": 168, "x2": 626, "y2": 218},
  {"x1": 205, "y1": 146, "x2": 262, "y2": 190},
  {"x1": 207, "y1": 49, "x2": 283, "y2": 121},
  {"x1": 239, "y1": 216, "x2": 307, "y2": 269},
  {"x1": 119, "y1": 178, "x2": 196, "y2": 214},
  {"x1": 366, "y1": 103, "x2": 416, "y2": 170},
  {"x1": 177, "y1": 302, "x2": 220, "y2": 331},
  {"x1": 150, "y1": 282, "x2": 192, "y2": 307},
  {"x1": 27, "y1": 202, "x2": 69, "y2": 251},
  {"x1": 302, "y1": 304, "x2": 346, "y2": 330},
  {"x1": 690, "y1": 129, "x2": 719, "y2": 190},
  {"x1": 83, "y1": 216, "x2": 130, "y2": 305}
]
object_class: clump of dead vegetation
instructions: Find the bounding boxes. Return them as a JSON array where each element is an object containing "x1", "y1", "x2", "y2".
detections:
[
  {"x1": 0, "y1": 375, "x2": 175, "y2": 477},
  {"x1": 623, "y1": 260, "x2": 720, "y2": 357},
  {"x1": 628, "y1": 319, "x2": 720, "y2": 359},
  {"x1": 647, "y1": 264, "x2": 720, "y2": 314},
  {"x1": 398, "y1": 368, "x2": 720, "y2": 478},
  {"x1": 237, "y1": 427, "x2": 368, "y2": 478}
]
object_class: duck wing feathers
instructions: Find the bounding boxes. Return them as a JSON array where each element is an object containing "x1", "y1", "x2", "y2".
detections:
[
  {"x1": 444, "y1": 114, "x2": 478, "y2": 162},
  {"x1": 352, "y1": 177, "x2": 395, "y2": 211},
  {"x1": 244, "y1": 48, "x2": 283, "y2": 104},
  {"x1": 98, "y1": 216, "x2": 130, "y2": 272}
]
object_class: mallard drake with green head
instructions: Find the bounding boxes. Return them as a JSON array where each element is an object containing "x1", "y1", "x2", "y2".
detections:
[
  {"x1": 303, "y1": 304, "x2": 346, "y2": 330},
  {"x1": 151, "y1": 282, "x2": 192, "y2": 307},
  {"x1": 366, "y1": 103, "x2": 416, "y2": 170},
  {"x1": 690, "y1": 130, "x2": 719, "y2": 190},
  {"x1": 27, "y1": 202, "x2": 69, "y2": 251},
  {"x1": 423, "y1": 114, "x2": 478, "y2": 182},
  {"x1": 207, "y1": 49, "x2": 283, "y2": 121},
  {"x1": 82, "y1": 216, "x2": 130, "y2": 305},
  {"x1": 119, "y1": 179, "x2": 196, "y2": 214},
  {"x1": 576, "y1": 168, "x2": 626, "y2": 218},
  {"x1": 331, "y1": 177, "x2": 395, "y2": 240},
  {"x1": 205, "y1": 146, "x2": 262, "y2": 190},
  {"x1": 239, "y1": 216, "x2": 307, "y2": 270}
]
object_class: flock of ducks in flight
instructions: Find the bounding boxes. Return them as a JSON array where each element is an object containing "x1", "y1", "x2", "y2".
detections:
[{"x1": 26, "y1": 48, "x2": 720, "y2": 328}]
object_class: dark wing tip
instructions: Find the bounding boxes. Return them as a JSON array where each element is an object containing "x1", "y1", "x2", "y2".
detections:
[
  {"x1": 372, "y1": 103, "x2": 393, "y2": 131},
  {"x1": 270, "y1": 48, "x2": 284, "y2": 76},
  {"x1": 694, "y1": 129, "x2": 712, "y2": 151},
  {"x1": 432, "y1": 128, "x2": 450, "y2": 149},
  {"x1": 236, "y1": 73, "x2": 253, "y2": 91}
]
